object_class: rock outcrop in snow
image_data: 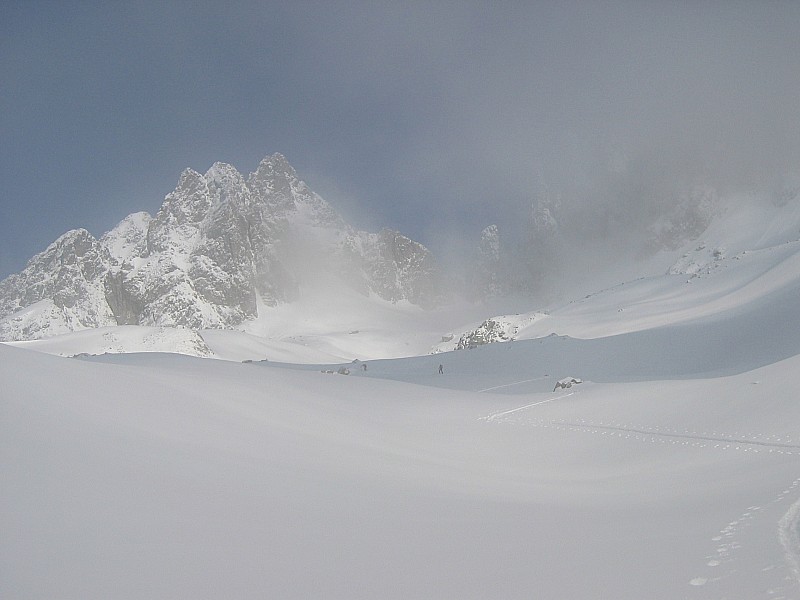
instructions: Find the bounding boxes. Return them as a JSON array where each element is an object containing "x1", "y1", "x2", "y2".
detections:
[
  {"x1": 667, "y1": 241, "x2": 727, "y2": 278},
  {"x1": 433, "y1": 313, "x2": 545, "y2": 353},
  {"x1": 0, "y1": 154, "x2": 443, "y2": 340},
  {"x1": 456, "y1": 318, "x2": 515, "y2": 349}
]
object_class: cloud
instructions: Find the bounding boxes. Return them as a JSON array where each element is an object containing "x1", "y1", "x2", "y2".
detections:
[{"x1": 2, "y1": 1, "x2": 799, "y2": 283}]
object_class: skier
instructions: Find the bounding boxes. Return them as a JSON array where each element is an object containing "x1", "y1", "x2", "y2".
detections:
[
  {"x1": 362, "y1": 363, "x2": 367, "y2": 371},
  {"x1": 438, "y1": 364, "x2": 444, "y2": 374}
]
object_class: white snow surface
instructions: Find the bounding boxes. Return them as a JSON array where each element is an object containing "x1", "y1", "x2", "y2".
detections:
[
  {"x1": 5, "y1": 280, "x2": 489, "y2": 362},
  {"x1": 99, "y1": 211, "x2": 152, "y2": 264},
  {"x1": 4, "y1": 325, "x2": 214, "y2": 358},
  {"x1": 3, "y1": 197, "x2": 800, "y2": 598}
]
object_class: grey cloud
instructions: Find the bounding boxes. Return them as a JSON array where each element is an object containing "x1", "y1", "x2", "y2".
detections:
[{"x1": 2, "y1": 1, "x2": 799, "y2": 285}]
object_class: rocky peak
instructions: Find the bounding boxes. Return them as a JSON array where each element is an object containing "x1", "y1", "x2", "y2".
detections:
[
  {"x1": 471, "y1": 224, "x2": 506, "y2": 299},
  {"x1": 531, "y1": 201, "x2": 559, "y2": 238},
  {"x1": 247, "y1": 153, "x2": 298, "y2": 216},
  {"x1": 147, "y1": 169, "x2": 212, "y2": 254},
  {"x1": 205, "y1": 163, "x2": 251, "y2": 211},
  {"x1": 170, "y1": 168, "x2": 209, "y2": 218},
  {"x1": 29, "y1": 229, "x2": 109, "y2": 282},
  {"x1": 361, "y1": 229, "x2": 442, "y2": 307},
  {"x1": 0, "y1": 153, "x2": 447, "y2": 341},
  {"x1": 0, "y1": 228, "x2": 116, "y2": 339},
  {"x1": 248, "y1": 154, "x2": 344, "y2": 229},
  {"x1": 100, "y1": 212, "x2": 151, "y2": 264},
  {"x1": 205, "y1": 161, "x2": 245, "y2": 184},
  {"x1": 645, "y1": 186, "x2": 719, "y2": 252},
  {"x1": 479, "y1": 225, "x2": 501, "y2": 261},
  {"x1": 252, "y1": 152, "x2": 295, "y2": 180},
  {"x1": 529, "y1": 181, "x2": 561, "y2": 236}
]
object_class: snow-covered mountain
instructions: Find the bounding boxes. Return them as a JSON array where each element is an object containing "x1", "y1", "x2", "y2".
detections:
[
  {"x1": 7, "y1": 188, "x2": 800, "y2": 366},
  {"x1": 0, "y1": 154, "x2": 443, "y2": 341},
  {"x1": 433, "y1": 194, "x2": 800, "y2": 356},
  {"x1": 5, "y1": 189, "x2": 800, "y2": 597},
  {"x1": 4, "y1": 150, "x2": 797, "y2": 358},
  {"x1": 6, "y1": 179, "x2": 800, "y2": 598}
]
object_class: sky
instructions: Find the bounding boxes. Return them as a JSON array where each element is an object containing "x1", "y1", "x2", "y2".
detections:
[{"x1": 2, "y1": 1, "x2": 799, "y2": 279}]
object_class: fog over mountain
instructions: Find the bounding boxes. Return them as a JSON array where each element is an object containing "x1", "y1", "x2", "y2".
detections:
[
  {"x1": 5, "y1": 173, "x2": 800, "y2": 597},
  {"x1": 5, "y1": 9, "x2": 800, "y2": 594},
  {"x1": 2, "y1": 2, "x2": 799, "y2": 283},
  {"x1": 4, "y1": 144, "x2": 766, "y2": 345},
  {"x1": 0, "y1": 155, "x2": 447, "y2": 341}
]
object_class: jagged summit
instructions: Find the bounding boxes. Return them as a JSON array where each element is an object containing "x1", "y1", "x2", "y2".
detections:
[
  {"x1": 0, "y1": 154, "x2": 443, "y2": 341},
  {"x1": 2, "y1": 151, "x2": 772, "y2": 344},
  {"x1": 101, "y1": 212, "x2": 151, "y2": 264},
  {"x1": 0, "y1": 228, "x2": 117, "y2": 340},
  {"x1": 253, "y1": 152, "x2": 293, "y2": 175}
]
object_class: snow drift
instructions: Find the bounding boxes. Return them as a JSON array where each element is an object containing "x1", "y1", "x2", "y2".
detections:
[{"x1": 3, "y1": 193, "x2": 800, "y2": 598}]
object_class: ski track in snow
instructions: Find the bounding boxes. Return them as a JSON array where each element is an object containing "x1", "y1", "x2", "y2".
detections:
[
  {"x1": 480, "y1": 392, "x2": 574, "y2": 421},
  {"x1": 477, "y1": 376, "x2": 550, "y2": 393},
  {"x1": 779, "y1": 492, "x2": 800, "y2": 595},
  {"x1": 482, "y1": 396, "x2": 800, "y2": 456},
  {"x1": 688, "y1": 478, "x2": 800, "y2": 599},
  {"x1": 538, "y1": 421, "x2": 800, "y2": 453},
  {"x1": 481, "y1": 392, "x2": 800, "y2": 598}
]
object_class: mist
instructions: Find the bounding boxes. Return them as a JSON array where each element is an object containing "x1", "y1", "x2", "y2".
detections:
[{"x1": 2, "y1": 2, "x2": 799, "y2": 291}]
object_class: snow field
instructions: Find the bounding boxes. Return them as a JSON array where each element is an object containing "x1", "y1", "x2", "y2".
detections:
[
  {"x1": 4, "y1": 198, "x2": 800, "y2": 598},
  {"x1": 3, "y1": 343, "x2": 800, "y2": 599}
]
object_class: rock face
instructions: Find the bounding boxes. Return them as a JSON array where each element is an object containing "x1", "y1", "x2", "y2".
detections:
[
  {"x1": 645, "y1": 186, "x2": 718, "y2": 252},
  {"x1": 0, "y1": 154, "x2": 443, "y2": 340},
  {"x1": 456, "y1": 318, "x2": 514, "y2": 350},
  {"x1": 471, "y1": 225, "x2": 505, "y2": 299},
  {"x1": 361, "y1": 229, "x2": 440, "y2": 307},
  {"x1": 433, "y1": 313, "x2": 543, "y2": 353},
  {"x1": 0, "y1": 229, "x2": 119, "y2": 340}
]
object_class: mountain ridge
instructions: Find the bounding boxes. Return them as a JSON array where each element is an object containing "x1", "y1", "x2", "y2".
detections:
[
  {"x1": 4, "y1": 152, "x2": 795, "y2": 347},
  {"x1": 0, "y1": 154, "x2": 443, "y2": 341}
]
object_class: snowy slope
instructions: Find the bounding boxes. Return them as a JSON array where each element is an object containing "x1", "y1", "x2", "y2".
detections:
[
  {"x1": 519, "y1": 198, "x2": 800, "y2": 340},
  {"x1": 7, "y1": 198, "x2": 800, "y2": 365},
  {"x1": 3, "y1": 335, "x2": 800, "y2": 598},
  {"x1": 2, "y1": 287, "x2": 491, "y2": 362},
  {"x1": 514, "y1": 237, "x2": 800, "y2": 341},
  {"x1": 433, "y1": 196, "x2": 800, "y2": 351},
  {"x1": 5, "y1": 325, "x2": 214, "y2": 358},
  {"x1": 4, "y1": 195, "x2": 800, "y2": 598}
]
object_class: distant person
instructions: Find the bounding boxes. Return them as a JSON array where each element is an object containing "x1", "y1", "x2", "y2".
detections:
[
  {"x1": 438, "y1": 364, "x2": 444, "y2": 374},
  {"x1": 362, "y1": 363, "x2": 367, "y2": 371}
]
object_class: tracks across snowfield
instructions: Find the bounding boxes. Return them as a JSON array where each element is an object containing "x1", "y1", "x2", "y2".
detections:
[
  {"x1": 480, "y1": 391, "x2": 800, "y2": 598},
  {"x1": 779, "y1": 494, "x2": 800, "y2": 590},
  {"x1": 687, "y1": 478, "x2": 800, "y2": 599},
  {"x1": 523, "y1": 419, "x2": 800, "y2": 456},
  {"x1": 480, "y1": 391, "x2": 574, "y2": 421},
  {"x1": 477, "y1": 376, "x2": 551, "y2": 393},
  {"x1": 482, "y1": 393, "x2": 800, "y2": 456}
]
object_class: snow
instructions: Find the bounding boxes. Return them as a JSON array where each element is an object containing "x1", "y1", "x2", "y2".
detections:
[
  {"x1": 99, "y1": 211, "x2": 151, "y2": 263},
  {"x1": 237, "y1": 281, "x2": 488, "y2": 361},
  {"x1": 4, "y1": 340, "x2": 800, "y2": 598},
  {"x1": 4, "y1": 325, "x2": 213, "y2": 357},
  {"x1": 514, "y1": 239, "x2": 800, "y2": 341},
  {"x1": 3, "y1": 199, "x2": 800, "y2": 598},
  {"x1": 432, "y1": 312, "x2": 546, "y2": 352},
  {"x1": 200, "y1": 328, "x2": 346, "y2": 363}
]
